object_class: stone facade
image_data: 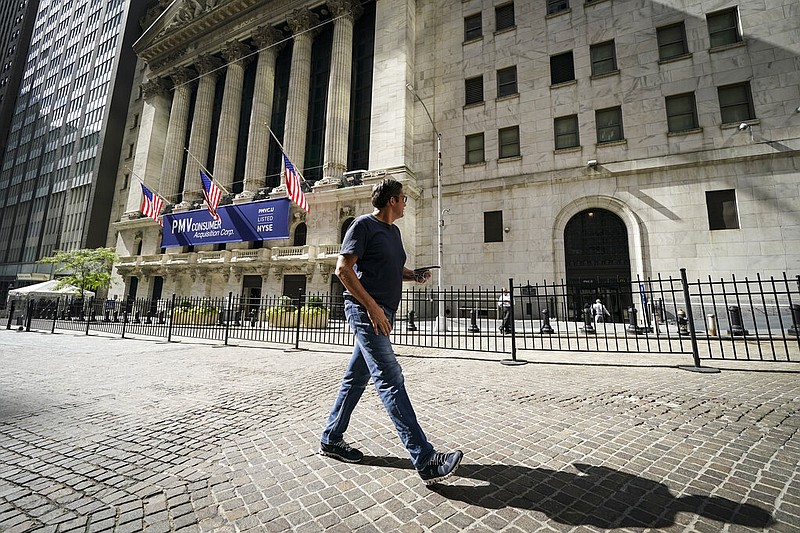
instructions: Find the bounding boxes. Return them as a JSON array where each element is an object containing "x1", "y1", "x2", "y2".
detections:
[{"x1": 109, "y1": 0, "x2": 799, "y2": 302}]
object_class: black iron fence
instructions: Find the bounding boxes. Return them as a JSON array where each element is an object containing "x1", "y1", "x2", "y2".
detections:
[{"x1": 5, "y1": 270, "x2": 799, "y2": 364}]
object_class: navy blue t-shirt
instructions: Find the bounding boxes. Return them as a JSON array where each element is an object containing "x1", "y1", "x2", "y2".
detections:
[{"x1": 340, "y1": 214, "x2": 407, "y2": 311}]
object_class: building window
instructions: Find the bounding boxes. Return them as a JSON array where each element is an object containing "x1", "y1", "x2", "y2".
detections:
[
  {"x1": 657, "y1": 22, "x2": 688, "y2": 60},
  {"x1": 706, "y1": 189, "x2": 739, "y2": 230},
  {"x1": 293, "y1": 222, "x2": 307, "y2": 246},
  {"x1": 554, "y1": 115, "x2": 579, "y2": 149},
  {"x1": 590, "y1": 40, "x2": 617, "y2": 76},
  {"x1": 596, "y1": 106, "x2": 624, "y2": 143},
  {"x1": 495, "y1": 3, "x2": 515, "y2": 32},
  {"x1": 464, "y1": 13, "x2": 482, "y2": 41},
  {"x1": 718, "y1": 82, "x2": 755, "y2": 124},
  {"x1": 497, "y1": 66, "x2": 517, "y2": 98},
  {"x1": 484, "y1": 211, "x2": 504, "y2": 243},
  {"x1": 498, "y1": 126, "x2": 520, "y2": 158},
  {"x1": 547, "y1": 0, "x2": 569, "y2": 15},
  {"x1": 707, "y1": 7, "x2": 741, "y2": 48},
  {"x1": 465, "y1": 76, "x2": 483, "y2": 105},
  {"x1": 465, "y1": 133, "x2": 485, "y2": 164},
  {"x1": 550, "y1": 51, "x2": 575, "y2": 85},
  {"x1": 665, "y1": 92, "x2": 699, "y2": 132}
]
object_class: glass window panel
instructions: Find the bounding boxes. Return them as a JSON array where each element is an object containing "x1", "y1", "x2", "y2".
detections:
[
  {"x1": 554, "y1": 115, "x2": 579, "y2": 149},
  {"x1": 499, "y1": 126, "x2": 520, "y2": 158},
  {"x1": 719, "y1": 83, "x2": 754, "y2": 123},
  {"x1": 465, "y1": 133, "x2": 484, "y2": 164},
  {"x1": 497, "y1": 66, "x2": 517, "y2": 97},
  {"x1": 464, "y1": 13, "x2": 482, "y2": 41},
  {"x1": 657, "y1": 23, "x2": 688, "y2": 60},
  {"x1": 665, "y1": 93, "x2": 698, "y2": 132},
  {"x1": 708, "y1": 8, "x2": 741, "y2": 48},
  {"x1": 596, "y1": 107, "x2": 623, "y2": 143},
  {"x1": 590, "y1": 41, "x2": 617, "y2": 75}
]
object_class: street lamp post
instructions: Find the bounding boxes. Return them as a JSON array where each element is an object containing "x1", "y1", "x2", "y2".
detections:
[{"x1": 407, "y1": 84, "x2": 447, "y2": 331}]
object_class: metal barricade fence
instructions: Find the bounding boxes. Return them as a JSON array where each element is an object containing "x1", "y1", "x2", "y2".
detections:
[{"x1": 13, "y1": 270, "x2": 800, "y2": 363}]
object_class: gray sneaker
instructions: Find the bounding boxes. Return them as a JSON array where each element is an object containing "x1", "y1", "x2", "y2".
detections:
[
  {"x1": 319, "y1": 439, "x2": 364, "y2": 463},
  {"x1": 418, "y1": 450, "x2": 463, "y2": 485}
]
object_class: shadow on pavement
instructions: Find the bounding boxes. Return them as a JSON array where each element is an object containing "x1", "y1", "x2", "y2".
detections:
[{"x1": 361, "y1": 457, "x2": 775, "y2": 529}]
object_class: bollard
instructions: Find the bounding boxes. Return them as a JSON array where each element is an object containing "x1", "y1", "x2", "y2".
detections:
[
  {"x1": 727, "y1": 305, "x2": 748, "y2": 336},
  {"x1": 707, "y1": 314, "x2": 717, "y2": 336},
  {"x1": 676, "y1": 309, "x2": 689, "y2": 336},
  {"x1": 628, "y1": 306, "x2": 640, "y2": 334},
  {"x1": 467, "y1": 308, "x2": 480, "y2": 333},
  {"x1": 407, "y1": 310, "x2": 417, "y2": 331},
  {"x1": 788, "y1": 304, "x2": 799, "y2": 336},
  {"x1": 583, "y1": 304, "x2": 595, "y2": 334},
  {"x1": 540, "y1": 308, "x2": 553, "y2": 334}
]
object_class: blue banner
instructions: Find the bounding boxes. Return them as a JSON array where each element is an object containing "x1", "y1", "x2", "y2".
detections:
[{"x1": 161, "y1": 198, "x2": 291, "y2": 247}]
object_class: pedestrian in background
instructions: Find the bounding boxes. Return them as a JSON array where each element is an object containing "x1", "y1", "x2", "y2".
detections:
[
  {"x1": 592, "y1": 298, "x2": 611, "y2": 326},
  {"x1": 497, "y1": 287, "x2": 512, "y2": 333}
]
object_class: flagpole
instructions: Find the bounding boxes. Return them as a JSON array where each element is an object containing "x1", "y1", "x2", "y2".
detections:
[
  {"x1": 183, "y1": 148, "x2": 231, "y2": 195},
  {"x1": 265, "y1": 125, "x2": 309, "y2": 184},
  {"x1": 126, "y1": 166, "x2": 172, "y2": 206}
]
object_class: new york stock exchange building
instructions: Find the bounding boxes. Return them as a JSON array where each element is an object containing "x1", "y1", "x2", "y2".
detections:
[{"x1": 110, "y1": 0, "x2": 800, "y2": 309}]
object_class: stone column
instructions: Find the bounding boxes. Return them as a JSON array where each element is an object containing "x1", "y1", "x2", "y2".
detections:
[
  {"x1": 241, "y1": 26, "x2": 284, "y2": 198},
  {"x1": 213, "y1": 41, "x2": 252, "y2": 193},
  {"x1": 283, "y1": 8, "x2": 319, "y2": 173},
  {"x1": 182, "y1": 55, "x2": 222, "y2": 206},
  {"x1": 125, "y1": 77, "x2": 170, "y2": 216},
  {"x1": 160, "y1": 67, "x2": 195, "y2": 204},
  {"x1": 320, "y1": 0, "x2": 362, "y2": 185}
]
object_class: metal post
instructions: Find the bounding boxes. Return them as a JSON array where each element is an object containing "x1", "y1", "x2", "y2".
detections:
[
  {"x1": 540, "y1": 308, "x2": 553, "y2": 334},
  {"x1": 294, "y1": 287, "x2": 304, "y2": 350},
  {"x1": 25, "y1": 300, "x2": 34, "y2": 332},
  {"x1": 224, "y1": 292, "x2": 233, "y2": 345},
  {"x1": 6, "y1": 301, "x2": 15, "y2": 330},
  {"x1": 501, "y1": 278, "x2": 527, "y2": 366},
  {"x1": 51, "y1": 297, "x2": 59, "y2": 334},
  {"x1": 85, "y1": 297, "x2": 92, "y2": 335},
  {"x1": 407, "y1": 84, "x2": 446, "y2": 332},
  {"x1": 678, "y1": 268, "x2": 719, "y2": 373},
  {"x1": 167, "y1": 294, "x2": 176, "y2": 342}
]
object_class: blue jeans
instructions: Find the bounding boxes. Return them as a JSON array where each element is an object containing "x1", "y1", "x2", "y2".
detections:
[{"x1": 321, "y1": 300, "x2": 434, "y2": 469}]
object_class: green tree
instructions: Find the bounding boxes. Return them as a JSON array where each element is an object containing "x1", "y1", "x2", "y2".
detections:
[{"x1": 37, "y1": 247, "x2": 118, "y2": 297}]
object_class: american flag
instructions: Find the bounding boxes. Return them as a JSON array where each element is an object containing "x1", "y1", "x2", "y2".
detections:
[
  {"x1": 140, "y1": 183, "x2": 164, "y2": 226},
  {"x1": 200, "y1": 169, "x2": 222, "y2": 221},
  {"x1": 282, "y1": 152, "x2": 309, "y2": 212}
]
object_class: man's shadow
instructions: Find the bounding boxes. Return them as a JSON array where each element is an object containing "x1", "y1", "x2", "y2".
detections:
[{"x1": 361, "y1": 457, "x2": 775, "y2": 529}]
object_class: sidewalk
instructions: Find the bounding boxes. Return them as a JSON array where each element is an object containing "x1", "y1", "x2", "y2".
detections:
[{"x1": 0, "y1": 329, "x2": 797, "y2": 532}]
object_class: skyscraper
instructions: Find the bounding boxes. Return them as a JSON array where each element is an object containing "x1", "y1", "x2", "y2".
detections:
[
  {"x1": 0, "y1": 0, "x2": 148, "y2": 304},
  {"x1": 0, "y1": 0, "x2": 40, "y2": 159}
]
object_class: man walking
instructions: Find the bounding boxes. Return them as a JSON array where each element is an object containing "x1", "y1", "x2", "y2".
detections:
[{"x1": 319, "y1": 178, "x2": 463, "y2": 485}]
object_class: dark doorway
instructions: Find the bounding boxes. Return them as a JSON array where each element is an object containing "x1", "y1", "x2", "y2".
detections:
[
  {"x1": 283, "y1": 275, "x2": 307, "y2": 306},
  {"x1": 242, "y1": 275, "x2": 262, "y2": 323},
  {"x1": 150, "y1": 276, "x2": 164, "y2": 316},
  {"x1": 564, "y1": 209, "x2": 631, "y2": 321},
  {"x1": 330, "y1": 275, "x2": 345, "y2": 320}
]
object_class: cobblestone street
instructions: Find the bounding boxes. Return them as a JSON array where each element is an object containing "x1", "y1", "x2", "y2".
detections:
[{"x1": 0, "y1": 329, "x2": 797, "y2": 532}]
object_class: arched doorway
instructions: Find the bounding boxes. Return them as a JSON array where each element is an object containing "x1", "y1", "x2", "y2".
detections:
[{"x1": 564, "y1": 208, "x2": 631, "y2": 321}]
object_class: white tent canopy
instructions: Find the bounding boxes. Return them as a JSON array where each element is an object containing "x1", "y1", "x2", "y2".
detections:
[{"x1": 7, "y1": 280, "x2": 95, "y2": 300}]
